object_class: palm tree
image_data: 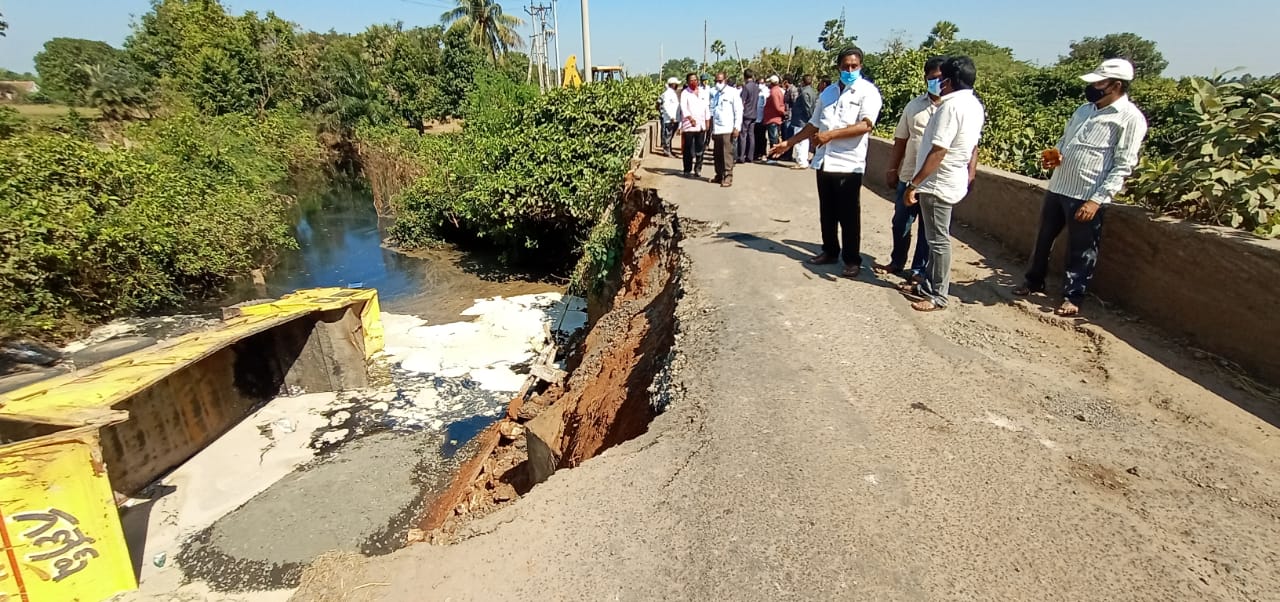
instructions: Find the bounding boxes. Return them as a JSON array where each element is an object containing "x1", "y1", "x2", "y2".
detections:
[
  {"x1": 711, "y1": 39, "x2": 726, "y2": 62},
  {"x1": 924, "y1": 20, "x2": 959, "y2": 49},
  {"x1": 440, "y1": 0, "x2": 525, "y2": 65}
]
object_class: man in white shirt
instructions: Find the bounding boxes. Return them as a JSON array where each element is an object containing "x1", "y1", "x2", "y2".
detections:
[
  {"x1": 769, "y1": 47, "x2": 883, "y2": 278},
  {"x1": 659, "y1": 77, "x2": 680, "y2": 157},
  {"x1": 903, "y1": 56, "x2": 985, "y2": 311},
  {"x1": 874, "y1": 56, "x2": 946, "y2": 279},
  {"x1": 678, "y1": 72, "x2": 711, "y2": 177},
  {"x1": 709, "y1": 71, "x2": 743, "y2": 187},
  {"x1": 1015, "y1": 58, "x2": 1148, "y2": 317}
]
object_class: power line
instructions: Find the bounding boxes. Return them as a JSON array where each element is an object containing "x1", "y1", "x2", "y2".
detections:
[{"x1": 526, "y1": 2, "x2": 557, "y2": 91}]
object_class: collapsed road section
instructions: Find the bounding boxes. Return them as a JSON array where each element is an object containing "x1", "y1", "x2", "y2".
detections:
[{"x1": 415, "y1": 185, "x2": 683, "y2": 541}]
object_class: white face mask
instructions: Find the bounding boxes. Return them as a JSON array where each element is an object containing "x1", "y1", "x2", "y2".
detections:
[{"x1": 715, "y1": 82, "x2": 727, "y2": 91}]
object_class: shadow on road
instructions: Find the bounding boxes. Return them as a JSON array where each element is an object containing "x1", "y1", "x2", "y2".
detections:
[{"x1": 713, "y1": 232, "x2": 906, "y2": 293}]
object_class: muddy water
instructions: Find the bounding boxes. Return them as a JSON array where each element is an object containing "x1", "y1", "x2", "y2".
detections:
[{"x1": 225, "y1": 182, "x2": 554, "y2": 322}]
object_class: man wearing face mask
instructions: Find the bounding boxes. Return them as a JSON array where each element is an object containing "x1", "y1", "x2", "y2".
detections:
[
  {"x1": 1014, "y1": 58, "x2": 1148, "y2": 317},
  {"x1": 769, "y1": 47, "x2": 884, "y2": 279},
  {"x1": 901, "y1": 55, "x2": 985, "y2": 312},
  {"x1": 709, "y1": 71, "x2": 743, "y2": 187},
  {"x1": 679, "y1": 71, "x2": 712, "y2": 177},
  {"x1": 874, "y1": 56, "x2": 947, "y2": 280}
]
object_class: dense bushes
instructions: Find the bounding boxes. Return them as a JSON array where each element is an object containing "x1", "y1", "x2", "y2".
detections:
[
  {"x1": 1127, "y1": 78, "x2": 1280, "y2": 235},
  {"x1": 380, "y1": 75, "x2": 654, "y2": 264},
  {"x1": 0, "y1": 110, "x2": 318, "y2": 338}
]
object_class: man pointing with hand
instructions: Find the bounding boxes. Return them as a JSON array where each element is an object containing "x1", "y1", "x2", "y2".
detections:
[{"x1": 770, "y1": 47, "x2": 883, "y2": 279}]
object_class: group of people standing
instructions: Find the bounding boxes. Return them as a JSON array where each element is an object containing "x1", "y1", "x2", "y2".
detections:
[
  {"x1": 661, "y1": 49, "x2": 1148, "y2": 315},
  {"x1": 658, "y1": 70, "x2": 829, "y2": 187}
]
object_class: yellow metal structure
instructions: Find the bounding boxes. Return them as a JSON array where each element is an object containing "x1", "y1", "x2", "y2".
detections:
[
  {"x1": 562, "y1": 55, "x2": 583, "y2": 88},
  {"x1": 0, "y1": 287, "x2": 383, "y2": 601},
  {"x1": 1, "y1": 425, "x2": 136, "y2": 602},
  {"x1": 0, "y1": 288, "x2": 383, "y2": 426}
]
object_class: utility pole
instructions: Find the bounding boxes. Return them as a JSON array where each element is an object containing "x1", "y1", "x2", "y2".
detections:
[
  {"x1": 552, "y1": 0, "x2": 562, "y2": 87},
  {"x1": 526, "y1": 2, "x2": 555, "y2": 92},
  {"x1": 702, "y1": 20, "x2": 707, "y2": 72},
  {"x1": 580, "y1": 0, "x2": 592, "y2": 83}
]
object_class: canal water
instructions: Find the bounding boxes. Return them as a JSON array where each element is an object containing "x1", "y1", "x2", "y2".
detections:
[{"x1": 113, "y1": 181, "x2": 587, "y2": 599}]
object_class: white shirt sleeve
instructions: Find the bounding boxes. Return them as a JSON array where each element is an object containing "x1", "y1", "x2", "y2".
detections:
[
  {"x1": 926, "y1": 104, "x2": 959, "y2": 151},
  {"x1": 859, "y1": 86, "x2": 883, "y2": 127},
  {"x1": 733, "y1": 94, "x2": 743, "y2": 131}
]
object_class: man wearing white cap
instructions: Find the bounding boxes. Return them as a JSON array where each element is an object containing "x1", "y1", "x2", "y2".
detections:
[
  {"x1": 659, "y1": 77, "x2": 681, "y2": 157},
  {"x1": 1015, "y1": 58, "x2": 1148, "y2": 317}
]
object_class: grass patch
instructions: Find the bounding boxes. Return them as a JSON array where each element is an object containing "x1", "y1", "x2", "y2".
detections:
[{"x1": 6, "y1": 103, "x2": 102, "y2": 121}]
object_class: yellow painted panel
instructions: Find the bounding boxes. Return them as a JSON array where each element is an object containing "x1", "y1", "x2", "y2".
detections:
[
  {"x1": 0, "y1": 288, "x2": 383, "y2": 425},
  {"x1": 0, "y1": 427, "x2": 135, "y2": 602}
]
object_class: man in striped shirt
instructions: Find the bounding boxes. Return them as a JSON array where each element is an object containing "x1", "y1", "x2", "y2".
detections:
[{"x1": 1015, "y1": 58, "x2": 1148, "y2": 317}]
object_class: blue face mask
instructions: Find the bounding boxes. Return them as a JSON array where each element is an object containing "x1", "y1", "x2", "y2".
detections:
[
  {"x1": 839, "y1": 69, "x2": 860, "y2": 86},
  {"x1": 927, "y1": 78, "x2": 943, "y2": 96}
]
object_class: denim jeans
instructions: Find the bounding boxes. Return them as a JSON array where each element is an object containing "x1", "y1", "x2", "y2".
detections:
[
  {"x1": 917, "y1": 193, "x2": 954, "y2": 307},
  {"x1": 766, "y1": 123, "x2": 781, "y2": 146},
  {"x1": 889, "y1": 181, "x2": 930, "y2": 274},
  {"x1": 1024, "y1": 191, "x2": 1105, "y2": 303}
]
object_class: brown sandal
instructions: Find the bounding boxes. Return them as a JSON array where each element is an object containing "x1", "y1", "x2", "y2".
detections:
[
  {"x1": 1055, "y1": 301, "x2": 1080, "y2": 317},
  {"x1": 911, "y1": 299, "x2": 946, "y2": 312}
]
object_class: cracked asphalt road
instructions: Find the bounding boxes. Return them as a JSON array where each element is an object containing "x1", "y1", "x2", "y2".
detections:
[{"x1": 293, "y1": 153, "x2": 1280, "y2": 601}]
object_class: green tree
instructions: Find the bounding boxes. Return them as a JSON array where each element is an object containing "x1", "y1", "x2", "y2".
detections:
[
  {"x1": 125, "y1": 0, "x2": 303, "y2": 116},
  {"x1": 1062, "y1": 32, "x2": 1168, "y2": 79},
  {"x1": 82, "y1": 63, "x2": 151, "y2": 120},
  {"x1": 923, "y1": 20, "x2": 958, "y2": 49},
  {"x1": 1, "y1": 10, "x2": 7, "y2": 37},
  {"x1": 711, "y1": 39, "x2": 726, "y2": 62},
  {"x1": 661, "y1": 57, "x2": 697, "y2": 80},
  {"x1": 440, "y1": 0, "x2": 525, "y2": 65},
  {"x1": 433, "y1": 26, "x2": 487, "y2": 119},
  {"x1": 34, "y1": 38, "x2": 124, "y2": 104},
  {"x1": 818, "y1": 9, "x2": 857, "y2": 64},
  {"x1": 941, "y1": 39, "x2": 1032, "y2": 81}
]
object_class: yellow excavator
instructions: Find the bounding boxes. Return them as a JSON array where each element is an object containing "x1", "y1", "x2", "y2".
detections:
[{"x1": 562, "y1": 56, "x2": 626, "y2": 88}]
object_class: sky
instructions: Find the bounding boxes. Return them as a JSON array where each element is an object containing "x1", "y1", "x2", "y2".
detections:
[{"x1": 1, "y1": 0, "x2": 1277, "y2": 79}]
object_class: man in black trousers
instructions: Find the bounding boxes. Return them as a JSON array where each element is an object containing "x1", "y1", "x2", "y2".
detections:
[
  {"x1": 768, "y1": 48, "x2": 883, "y2": 278},
  {"x1": 737, "y1": 69, "x2": 760, "y2": 164}
]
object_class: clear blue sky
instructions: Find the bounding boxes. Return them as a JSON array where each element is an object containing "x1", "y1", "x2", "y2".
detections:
[{"x1": 1, "y1": 0, "x2": 1276, "y2": 78}]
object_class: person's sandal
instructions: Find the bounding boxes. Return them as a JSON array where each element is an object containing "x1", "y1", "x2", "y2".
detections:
[
  {"x1": 1055, "y1": 300, "x2": 1080, "y2": 317},
  {"x1": 897, "y1": 283, "x2": 925, "y2": 301},
  {"x1": 911, "y1": 299, "x2": 945, "y2": 312},
  {"x1": 1013, "y1": 284, "x2": 1044, "y2": 296}
]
